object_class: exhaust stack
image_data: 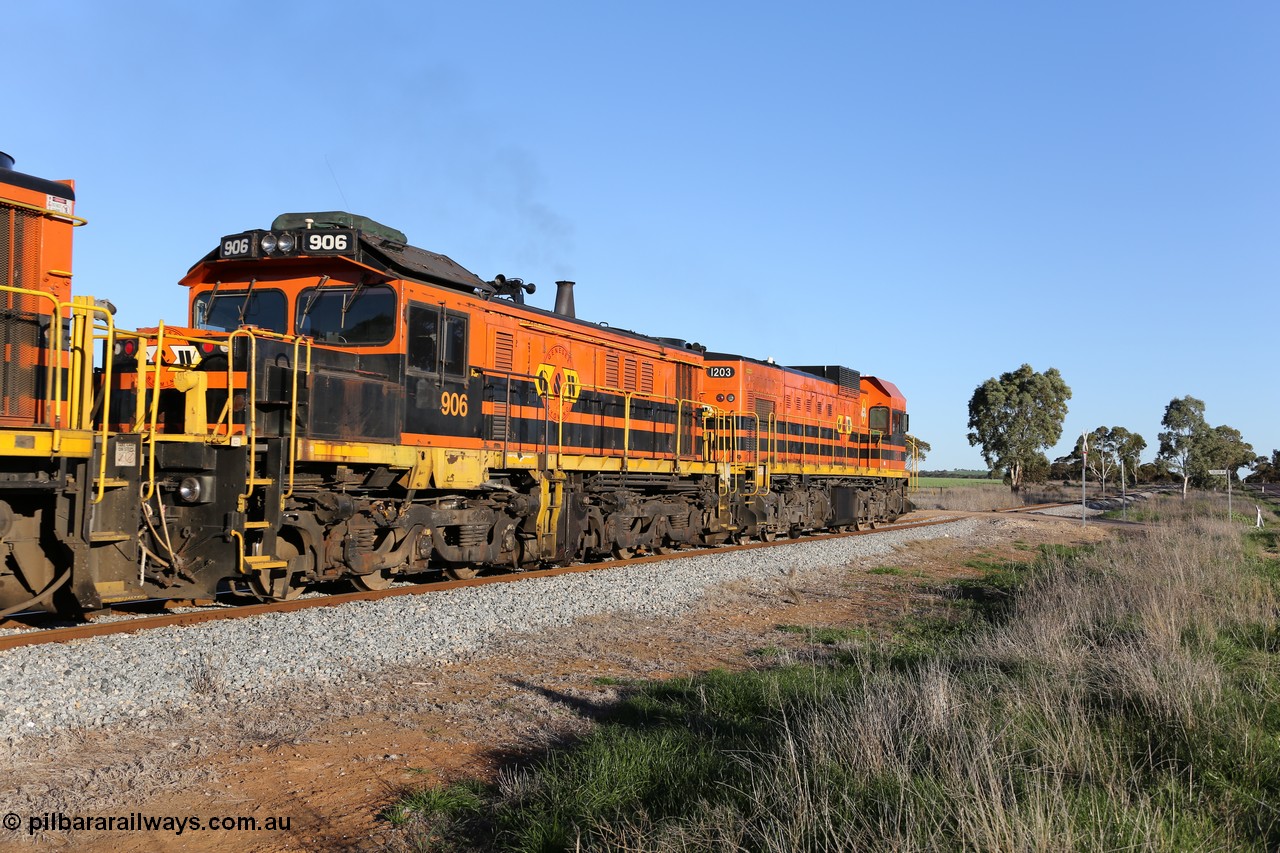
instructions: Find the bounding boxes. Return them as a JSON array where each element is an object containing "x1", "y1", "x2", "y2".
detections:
[{"x1": 554, "y1": 280, "x2": 576, "y2": 319}]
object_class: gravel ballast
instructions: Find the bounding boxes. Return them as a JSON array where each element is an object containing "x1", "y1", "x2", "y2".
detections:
[{"x1": 0, "y1": 518, "x2": 977, "y2": 742}]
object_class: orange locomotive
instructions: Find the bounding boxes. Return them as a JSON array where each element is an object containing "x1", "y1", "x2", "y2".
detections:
[
  {"x1": 109, "y1": 210, "x2": 911, "y2": 602},
  {"x1": 0, "y1": 170, "x2": 911, "y2": 615},
  {"x1": 0, "y1": 154, "x2": 137, "y2": 618}
]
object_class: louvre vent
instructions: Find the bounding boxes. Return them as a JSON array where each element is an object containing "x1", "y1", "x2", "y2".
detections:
[{"x1": 493, "y1": 331, "x2": 515, "y2": 371}]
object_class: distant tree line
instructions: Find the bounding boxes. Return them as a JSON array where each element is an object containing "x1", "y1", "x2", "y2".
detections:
[{"x1": 949, "y1": 367, "x2": 1259, "y2": 494}]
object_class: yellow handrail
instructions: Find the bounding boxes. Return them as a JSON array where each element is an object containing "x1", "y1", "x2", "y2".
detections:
[
  {"x1": 76, "y1": 300, "x2": 116, "y2": 504},
  {"x1": 0, "y1": 287, "x2": 119, "y2": 502},
  {"x1": 281, "y1": 335, "x2": 313, "y2": 508},
  {"x1": 0, "y1": 286, "x2": 64, "y2": 428},
  {"x1": 0, "y1": 197, "x2": 88, "y2": 226}
]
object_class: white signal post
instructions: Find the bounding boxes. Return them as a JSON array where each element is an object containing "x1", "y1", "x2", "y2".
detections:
[{"x1": 1081, "y1": 431, "x2": 1088, "y2": 527}]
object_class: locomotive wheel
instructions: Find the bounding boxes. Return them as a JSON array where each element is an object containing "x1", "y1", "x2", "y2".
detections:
[
  {"x1": 444, "y1": 566, "x2": 480, "y2": 581},
  {"x1": 611, "y1": 546, "x2": 638, "y2": 560},
  {"x1": 352, "y1": 570, "x2": 395, "y2": 591}
]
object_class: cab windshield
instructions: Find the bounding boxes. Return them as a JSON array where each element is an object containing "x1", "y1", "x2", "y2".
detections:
[
  {"x1": 193, "y1": 289, "x2": 287, "y2": 333},
  {"x1": 296, "y1": 284, "x2": 396, "y2": 345}
]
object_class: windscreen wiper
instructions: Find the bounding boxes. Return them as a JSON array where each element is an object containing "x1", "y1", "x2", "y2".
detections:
[
  {"x1": 298, "y1": 275, "x2": 332, "y2": 326},
  {"x1": 340, "y1": 278, "x2": 367, "y2": 330},
  {"x1": 235, "y1": 278, "x2": 257, "y2": 327},
  {"x1": 200, "y1": 281, "x2": 223, "y2": 327}
]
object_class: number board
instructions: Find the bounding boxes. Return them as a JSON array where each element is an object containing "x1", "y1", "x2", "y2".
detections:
[
  {"x1": 218, "y1": 233, "x2": 255, "y2": 260},
  {"x1": 301, "y1": 230, "x2": 356, "y2": 255},
  {"x1": 706, "y1": 366, "x2": 735, "y2": 379}
]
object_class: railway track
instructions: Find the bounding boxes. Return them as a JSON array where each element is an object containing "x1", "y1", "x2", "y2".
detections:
[
  {"x1": 996, "y1": 501, "x2": 1074, "y2": 513},
  {"x1": 0, "y1": 515, "x2": 964, "y2": 652}
]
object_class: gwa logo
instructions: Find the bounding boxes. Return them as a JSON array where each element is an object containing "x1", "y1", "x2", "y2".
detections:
[
  {"x1": 535, "y1": 345, "x2": 580, "y2": 422},
  {"x1": 145, "y1": 345, "x2": 200, "y2": 366}
]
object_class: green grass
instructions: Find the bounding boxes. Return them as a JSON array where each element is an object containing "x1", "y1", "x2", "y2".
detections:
[
  {"x1": 867, "y1": 565, "x2": 904, "y2": 575},
  {"x1": 775, "y1": 624, "x2": 872, "y2": 645},
  {"x1": 1100, "y1": 506, "x2": 1163, "y2": 522},
  {"x1": 386, "y1": 500, "x2": 1280, "y2": 852}
]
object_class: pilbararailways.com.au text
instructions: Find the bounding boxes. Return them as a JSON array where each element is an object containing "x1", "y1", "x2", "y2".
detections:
[{"x1": 8, "y1": 811, "x2": 291, "y2": 836}]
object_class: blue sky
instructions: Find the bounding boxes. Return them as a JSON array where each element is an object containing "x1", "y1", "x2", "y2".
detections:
[{"x1": 7, "y1": 1, "x2": 1277, "y2": 469}]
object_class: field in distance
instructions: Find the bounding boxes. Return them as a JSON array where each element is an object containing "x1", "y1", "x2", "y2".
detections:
[{"x1": 915, "y1": 476, "x2": 1005, "y2": 488}]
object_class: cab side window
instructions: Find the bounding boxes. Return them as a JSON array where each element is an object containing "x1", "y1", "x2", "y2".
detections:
[
  {"x1": 442, "y1": 314, "x2": 467, "y2": 375},
  {"x1": 407, "y1": 305, "x2": 438, "y2": 372},
  {"x1": 868, "y1": 406, "x2": 890, "y2": 434},
  {"x1": 407, "y1": 303, "x2": 468, "y2": 376}
]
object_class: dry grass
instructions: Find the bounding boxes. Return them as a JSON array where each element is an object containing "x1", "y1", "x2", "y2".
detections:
[
  {"x1": 910, "y1": 486, "x2": 1019, "y2": 511},
  {"x1": 687, "y1": 499, "x2": 1279, "y2": 852},
  {"x1": 390, "y1": 494, "x2": 1280, "y2": 852},
  {"x1": 910, "y1": 487, "x2": 1009, "y2": 511}
]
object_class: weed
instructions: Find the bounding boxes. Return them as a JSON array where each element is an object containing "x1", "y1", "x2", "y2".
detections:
[{"x1": 775, "y1": 624, "x2": 871, "y2": 645}]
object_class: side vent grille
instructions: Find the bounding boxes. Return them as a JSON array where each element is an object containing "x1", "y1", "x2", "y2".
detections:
[
  {"x1": 493, "y1": 331, "x2": 514, "y2": 372},
  {"x1": 491, "y1": 402, "x2": 509, "y2": 441}
]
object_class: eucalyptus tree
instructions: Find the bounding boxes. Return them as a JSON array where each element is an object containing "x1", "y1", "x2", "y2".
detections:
[
  {"x1": 1158, "y1": 396, "x2": 1208, "y2": 498},
  {"x1": 1074, "y1": 426, "x2": 1147, "y2": 495},
  {"x1": 1202, "y1": 425, "x2": 1254, "y2": 485},
  {"x1": 967, "y1": 364, "x2": 1071, "y2": 493}
]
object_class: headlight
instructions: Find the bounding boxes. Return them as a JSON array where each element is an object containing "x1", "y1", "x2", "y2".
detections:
[
  {"x1": 277, "y1": 232, "x2": 296, "y2": 253},
  {"x1": 178, "y1": 477, "x2": 203, "y2": 503},
  {"x1": 260, "y1": 233, "x2": 278, "y2": 254}
]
